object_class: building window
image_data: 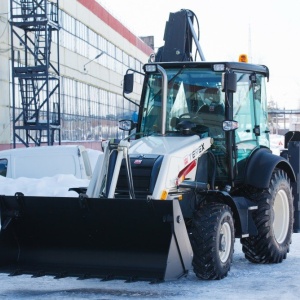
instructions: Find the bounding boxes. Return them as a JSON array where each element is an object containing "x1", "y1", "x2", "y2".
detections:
[{"x1": 60, "y1": 10, "x2": 145, "y2": 79}]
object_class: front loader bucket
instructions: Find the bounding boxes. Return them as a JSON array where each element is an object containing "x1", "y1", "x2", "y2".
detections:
[{"x1": 0, "y1": 194, "x2": 193, "y2": 282}]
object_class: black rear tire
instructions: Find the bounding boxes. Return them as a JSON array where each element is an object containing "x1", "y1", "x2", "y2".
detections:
[
  {"x1": 241, "y1": 169, "x2": 293, "y2": 263},
  {"x1": 190, "y1": 203, "x2": 234, "y2": 280}
]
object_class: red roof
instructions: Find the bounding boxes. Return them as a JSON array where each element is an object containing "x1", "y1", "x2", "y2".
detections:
[{"x1": 77, "y1": 0, "x2": 153, "y2": 56}]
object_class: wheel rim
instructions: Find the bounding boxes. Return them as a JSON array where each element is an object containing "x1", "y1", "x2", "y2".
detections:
[
  {"x1": 219, "y1": 221, "x2": 232, "y2": 263},
  {"x1": 273, "y1": 189, "x2": 290, "y2": 244}
]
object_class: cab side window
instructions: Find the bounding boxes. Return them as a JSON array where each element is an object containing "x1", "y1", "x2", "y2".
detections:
[
  {"x1": 233, "y1": 73, "x2": 257, "y2": 161},
  {"x1": 254, "y1": 75, "x2": 269, "y2": 148}
]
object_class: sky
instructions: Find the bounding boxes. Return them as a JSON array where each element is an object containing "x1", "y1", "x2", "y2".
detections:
[{"x1": 97, "y1": 0, "x2": 300, "y2": 110}]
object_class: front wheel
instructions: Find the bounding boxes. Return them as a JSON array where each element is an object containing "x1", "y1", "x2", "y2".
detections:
[
  {"x1": 241, "y1": 169, "x2": 293, "y2": 263},
  {"x1": 190, "y1": 203, "x2": 234, "y2": 280}
]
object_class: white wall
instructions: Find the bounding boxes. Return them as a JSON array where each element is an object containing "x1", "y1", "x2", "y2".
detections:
[{"x1": 0, "y1": 0, "x2": 11, "y2": 145}]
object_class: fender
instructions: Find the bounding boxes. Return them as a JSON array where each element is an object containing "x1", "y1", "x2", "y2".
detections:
[
  {"x1": 198, "y1": 190, "x2": 258, "y2": 237},
  {"x1": 245, "y1": 148, "x2": 295, "y2": 189}
]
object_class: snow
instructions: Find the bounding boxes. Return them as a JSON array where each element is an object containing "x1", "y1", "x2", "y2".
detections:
[
  {"x1": 0, "y1": 174, "x2": 89, "y2": 197},
  {"x1": 0, "y1": 235, "x2": 299, "y2": 299},
  {"x1": 0, "y1": 170, "x2": 300, "y2": 299}
]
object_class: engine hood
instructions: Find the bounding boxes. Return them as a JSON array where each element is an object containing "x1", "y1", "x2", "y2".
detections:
[{"x1": 129, "y1": 135, "x2": 211, "y2": 156}]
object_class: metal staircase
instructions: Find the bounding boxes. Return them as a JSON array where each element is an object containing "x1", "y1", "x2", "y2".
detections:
[{"x1": 10, "y1": 0, "x2": 61, "y2": 147}]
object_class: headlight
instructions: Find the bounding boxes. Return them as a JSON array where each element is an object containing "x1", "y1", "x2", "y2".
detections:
[
  {"x1": 144, "y1": 64, "x2": 157, "y2": 73},
  {"x1": 213, "y1": 64, "x2": 225, "y2": 71}
]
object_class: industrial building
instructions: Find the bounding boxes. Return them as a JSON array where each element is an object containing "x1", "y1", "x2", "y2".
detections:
[{"x1": 0, "y1": 0, "x2": 153, "y2": 150}]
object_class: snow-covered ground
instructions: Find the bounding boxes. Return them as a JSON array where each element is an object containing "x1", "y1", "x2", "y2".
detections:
[{"x1": 0, "y1": 235, "x2": 299, "y2": 299}]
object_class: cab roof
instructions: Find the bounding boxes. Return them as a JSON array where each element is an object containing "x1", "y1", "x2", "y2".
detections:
[{"x1": 145, "y1": 61, "x2": 269, "y2": 79}]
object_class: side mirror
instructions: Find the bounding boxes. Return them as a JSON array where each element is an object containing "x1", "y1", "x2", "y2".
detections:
[
  {"x1": 222, "y1": 72, "x2": 237, "y2": 93},
  {"x1": 123, "y1": 73, "x2": 134, "y2": 94},
  {"x1": 222, "y1": 120, "x2": 239, "y2": 131},
  {"x1": 119, "y1": 119, "x2": 136, "y2": 131},
  {"x1": 122, "y1": 69, "x2": 144, "y2": 107}
]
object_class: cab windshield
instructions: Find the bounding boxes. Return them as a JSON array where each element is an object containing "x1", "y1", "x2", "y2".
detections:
[{"x1": 140, "y1": 67, "x2": 225, "y2": 137}]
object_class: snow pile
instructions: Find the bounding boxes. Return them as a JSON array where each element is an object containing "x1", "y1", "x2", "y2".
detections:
[{"x1": 0, "y1": 174, "x2": 89, "y2": 197}]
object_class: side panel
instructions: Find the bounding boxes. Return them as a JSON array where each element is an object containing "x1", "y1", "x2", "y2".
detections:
[
  {"x1": 285, "y1": 141, "x2": 300, "y2": 232},
  {"x1": 12, "y1": 154, "x2": 78, "y2": 179},
  {"x1": 0, "y1": 147, "x2": 89, "y2": 179}
]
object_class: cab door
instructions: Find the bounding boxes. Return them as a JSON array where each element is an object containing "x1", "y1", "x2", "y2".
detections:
[
  {"x1": 253, "y1": 74, "x2": 270, "y2": 148},
  {"x1": 233, "y1": 72, "x2": 269, "y2": 182}
]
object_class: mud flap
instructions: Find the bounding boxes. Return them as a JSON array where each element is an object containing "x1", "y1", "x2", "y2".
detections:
[{"x1": 0, "y1": 194, "x2": 192, "y2": 282}]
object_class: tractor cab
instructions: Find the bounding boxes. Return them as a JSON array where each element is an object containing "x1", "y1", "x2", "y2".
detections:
[{"x1": 123, "y1": 61, "x2": 270, "y2": 188}]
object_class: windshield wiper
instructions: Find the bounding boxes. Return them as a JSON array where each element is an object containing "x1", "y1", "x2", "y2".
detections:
[{"x1": 167, "y1": 66, "x2": 186, "y2": 86}]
